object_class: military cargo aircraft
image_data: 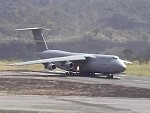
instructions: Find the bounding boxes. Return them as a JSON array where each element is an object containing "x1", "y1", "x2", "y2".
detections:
[{"x1": 10, "y1": 27, "x2": 129, "y2": 78}]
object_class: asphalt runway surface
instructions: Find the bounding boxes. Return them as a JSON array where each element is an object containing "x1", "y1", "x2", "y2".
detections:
[
  {"x1": 0, "y1": 71, "x2": 150, "y2": 113},
  {"x1": 0, "y1": 71, "x2": 150, "y2": 89},
  {"x1": 0, "y1": 96, "x2": 150, "y2": 113}
]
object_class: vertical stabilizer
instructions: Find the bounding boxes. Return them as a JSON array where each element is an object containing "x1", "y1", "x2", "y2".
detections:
[{"x1": 15, "y1": 27, "x2": 50, "y2": 52}]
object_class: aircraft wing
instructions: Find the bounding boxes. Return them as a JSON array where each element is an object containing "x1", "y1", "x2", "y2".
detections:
[{"x1": 9, "y1": 55, "x2": 87, "y2": 66}]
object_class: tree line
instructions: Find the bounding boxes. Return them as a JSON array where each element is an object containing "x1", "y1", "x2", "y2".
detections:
[{"x1": 0, "y1": 0, "x2": 150, "y2": 61}]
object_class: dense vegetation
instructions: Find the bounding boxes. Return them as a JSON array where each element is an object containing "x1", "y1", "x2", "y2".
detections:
[{"x1": 0, "y1": 0, "x2": 150, "y2": 60}]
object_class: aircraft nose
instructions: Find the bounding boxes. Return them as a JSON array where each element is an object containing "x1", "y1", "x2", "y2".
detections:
[
  {"x1": 110, "y1": 59, "x2": 126, "y2": 73},
  {"x1": 117, "y1": 60, "x2": 126, "y2": 72}
]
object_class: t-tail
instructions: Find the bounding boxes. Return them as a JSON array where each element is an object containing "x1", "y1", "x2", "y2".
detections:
[{"x1": 15, "y1": 27, "x2": 50, "y2": 52}]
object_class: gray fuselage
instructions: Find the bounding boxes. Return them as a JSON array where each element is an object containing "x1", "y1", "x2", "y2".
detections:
[{"x1": 37, "y1": 50, "x2": 126, "y2": 74}]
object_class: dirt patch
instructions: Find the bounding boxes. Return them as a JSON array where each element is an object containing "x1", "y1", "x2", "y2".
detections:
[{"x1": 0, "y1": 78, "x2": 150, "y2": 98}]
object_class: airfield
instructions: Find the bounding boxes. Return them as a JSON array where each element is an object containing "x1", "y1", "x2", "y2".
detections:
[{"x1": 0, "y1": 71, "x2": 150, "y2": 113}]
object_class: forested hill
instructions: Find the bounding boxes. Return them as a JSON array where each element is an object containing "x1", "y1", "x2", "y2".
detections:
[
  {"x1": 0, "y1": 0, "x2": 150, "y2": 60},
  {"x1": 1, "y1": 0, "x2": 150, "y2": 41}
]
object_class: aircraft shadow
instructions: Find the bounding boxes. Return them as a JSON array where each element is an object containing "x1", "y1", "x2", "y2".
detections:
[{"x1": 78, "y1": 74, "x2": 120, "y2": 80}]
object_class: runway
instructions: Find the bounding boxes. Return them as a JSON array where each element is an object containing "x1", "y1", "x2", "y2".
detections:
[
  {"x1": 0, "y1": 71, "x2": 150, "y2": 113},
  {"x1": 0, "y1": 71, "x2": 150, "y2": 89},
  {"x1": 0, "y1": 95, "x2": 150, "y2": 113}
]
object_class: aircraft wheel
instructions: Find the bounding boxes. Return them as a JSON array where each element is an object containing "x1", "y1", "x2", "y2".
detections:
[
  {"x1": 65, "y1": 71, "x2": 70, "y2": 76},
  {"x1": 89, "y1": 73, "x2": 95, "y2": 76},
  {"x1": 65, "y1": 71, "x2": 73, "y2": 76},
  {"x1": 107, "y1": 74, "x2": 114, "y2": 79}
]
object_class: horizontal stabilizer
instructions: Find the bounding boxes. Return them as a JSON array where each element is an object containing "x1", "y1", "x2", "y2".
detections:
[{"x1": 15, "y1": 27, "x2": 51, "y2": 31}]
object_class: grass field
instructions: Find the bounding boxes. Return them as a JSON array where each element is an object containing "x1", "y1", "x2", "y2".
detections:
[
  {"x1": 0, "y1": 61, "x2": 150, "y2": 77},
  {"x1": 0, "y1": 61, "x2": 44, "y2": 71},
  {"x1": 126, "y1": 64, "x2": 150, "y2": 77}
]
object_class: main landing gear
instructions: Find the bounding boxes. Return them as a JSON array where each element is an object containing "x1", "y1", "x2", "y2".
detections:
[
  {"x1": 65, "y1": 71, "x2": 96, "y2": 76},
  {"x1": 106, "y1": 74, "x2": 114, "y2": 79},
  {"x1": 65, "y1": 71, "x2": 73, "y2": 76},
  {"x1": 65, "y1": 71, "x2": 78, "y2": 76},
  {"x1": 65, "y1": 71, "x2": 114, "y2": 78}
]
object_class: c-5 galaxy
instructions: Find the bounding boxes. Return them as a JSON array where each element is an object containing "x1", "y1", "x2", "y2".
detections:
[{"x1": 11, "y1": 27, "x2": 128, "y2": 78}]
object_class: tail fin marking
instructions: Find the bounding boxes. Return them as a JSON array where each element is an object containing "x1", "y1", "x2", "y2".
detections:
[{"x1": 15, "y1": 27, "x2": 50, "y2": 52}]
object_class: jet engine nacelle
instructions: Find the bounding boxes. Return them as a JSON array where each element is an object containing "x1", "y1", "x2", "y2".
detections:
[
  {"x1": 64, "y1": 61, "x2": 74, "y2": 69},
  {"x1": 44, "y1": 63, "x2": 56, "y2": 70}
]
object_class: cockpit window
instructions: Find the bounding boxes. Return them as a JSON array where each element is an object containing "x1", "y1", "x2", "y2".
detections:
[{"x1": 112, "y1": 56, "x2": 119, "y2": 59}]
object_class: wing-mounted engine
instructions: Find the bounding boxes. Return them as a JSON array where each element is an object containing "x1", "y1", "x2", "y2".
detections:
[
  {"x1": 44, "y1": 63, "x2": 56, "y2": 70},
  {"x1": 64, "y1": 61, "x2": 74, "y2": 70}
]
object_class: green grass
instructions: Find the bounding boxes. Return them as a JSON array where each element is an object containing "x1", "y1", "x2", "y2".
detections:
[
  {"x1": 0, "y1": 60, "x2": 44, "y2": 71},
  {"x1": 125, "y1": 64, "x2": 150, "y2": 76}
]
